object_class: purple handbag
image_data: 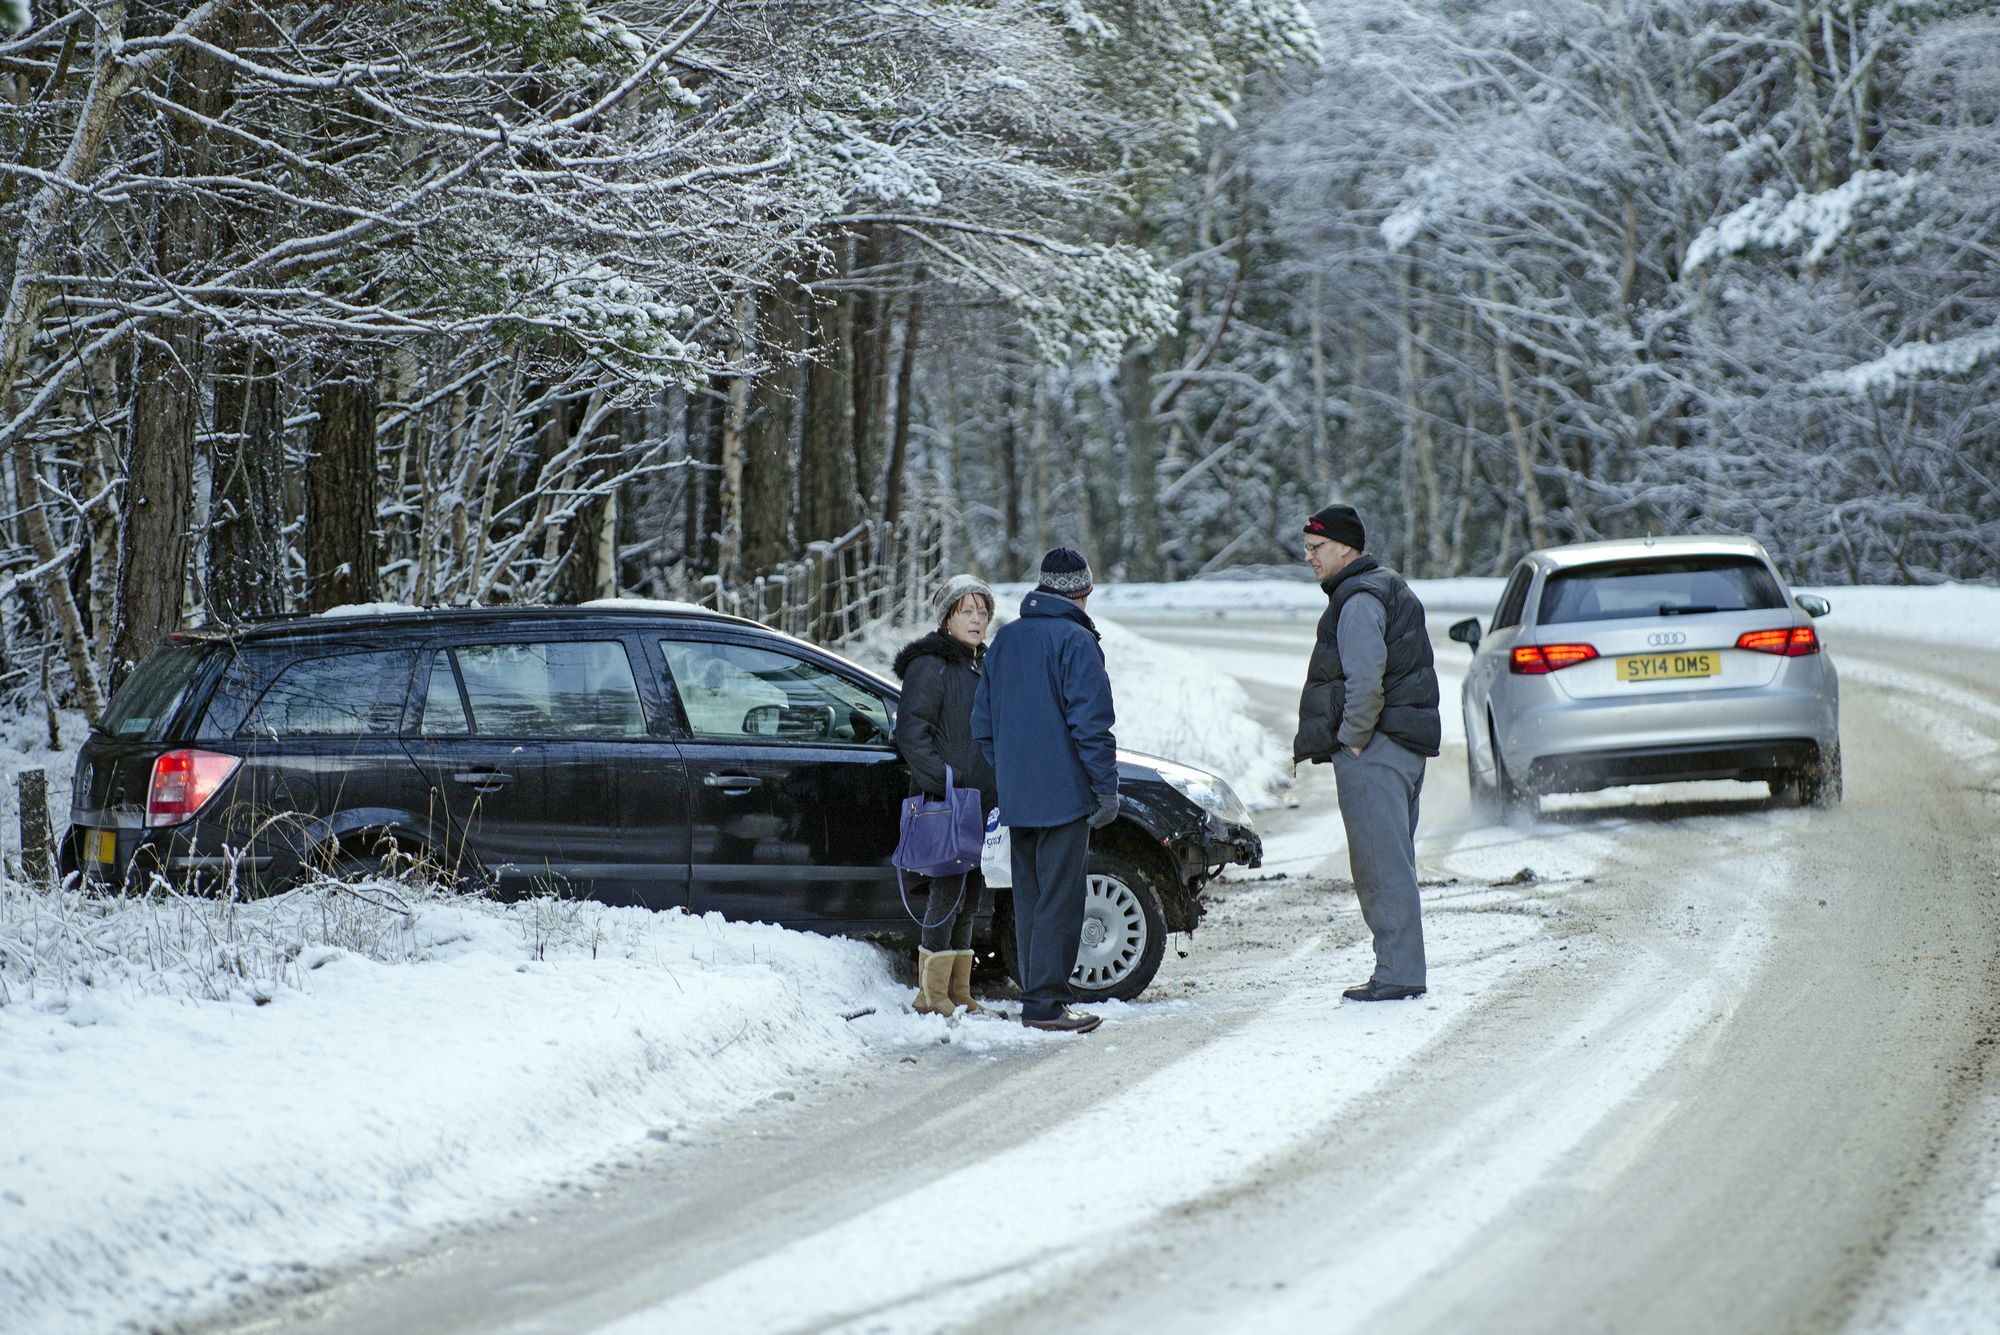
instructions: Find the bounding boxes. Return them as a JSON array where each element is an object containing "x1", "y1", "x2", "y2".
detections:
[
  {"x1": 894, "y1": 765, "x2": 984, "y2": 877},
  {"x1": 894, "y1": 765, "x2": 983, "y2": 928}
]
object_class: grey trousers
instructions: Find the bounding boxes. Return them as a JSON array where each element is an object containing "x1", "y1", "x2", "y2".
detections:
[{"x1": 1331, "y1": 734, "x2": 1428, "y2": 987}]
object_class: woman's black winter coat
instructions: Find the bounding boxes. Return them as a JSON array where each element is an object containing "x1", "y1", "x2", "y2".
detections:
[{"x1": 892, "y1": 632, "x2": 998, "y2": 807}]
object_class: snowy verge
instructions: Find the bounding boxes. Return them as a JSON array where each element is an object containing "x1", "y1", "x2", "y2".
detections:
[{"x1": 0, "y1": 881, "x2": 1045, "y2": 1335}]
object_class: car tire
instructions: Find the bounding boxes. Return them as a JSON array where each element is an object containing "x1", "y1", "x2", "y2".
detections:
[
  {"x1": 1794, "y1": 744, "x2": 1843, "y2": 809},
  {"x1": 1491, "y1": 722, "x2": 1535, "y2": 822},
  {"x1": 1467, "y1": 734, "x2": 1499, "y2": 818},
  {"x1": 318, "y1": 831, "x2": 428, "y2": 886},
  {"x1": 997, "y1": 849, "x2": 1169, "y2": 1005}
]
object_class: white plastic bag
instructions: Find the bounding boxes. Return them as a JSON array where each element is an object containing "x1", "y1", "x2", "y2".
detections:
[{"x1": 981, "y1": 808, "x2": 1011, "y2": 888}]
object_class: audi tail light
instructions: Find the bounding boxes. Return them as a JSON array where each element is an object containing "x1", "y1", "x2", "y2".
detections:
[
  {"x1": 1511, "y1": 643, "x2": 1598, "y2": 674},
  {"x1": 146, "y1": 749, "x2": 241, "y2": 827},
  {"x1": 1736, "y1": 626, "x2": 1819, "y2": 657}
]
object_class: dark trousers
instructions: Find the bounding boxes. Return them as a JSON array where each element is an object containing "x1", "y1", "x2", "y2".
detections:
[
  {"x1": 1009, "y1": 818, "x2": 1090, "y2": 1022},
  {"x1": 913, "y1": 872, "x2": 985, "y2": 952}
]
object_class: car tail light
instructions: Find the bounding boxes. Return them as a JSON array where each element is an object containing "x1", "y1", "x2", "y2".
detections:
[
  {"x1": 145, "y1": 749, "x2": 241, "y2": 827},
  {"x1": 1510, "y1": 643, "x2": 1598, "y2": 674},
  {"x1": 1736, "y1": 626, "x2": 1819, "y2": 657}
]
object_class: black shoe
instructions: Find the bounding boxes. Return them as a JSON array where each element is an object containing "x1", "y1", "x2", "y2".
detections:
[
  {"x1": 1342, "y1": 980, "x2": 1426, "y2": 1002},
  {"x1": 1022, "y1": 1009, "x2": 1103, "y2": 1033}
]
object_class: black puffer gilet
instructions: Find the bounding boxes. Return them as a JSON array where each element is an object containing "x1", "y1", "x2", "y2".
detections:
[{"x1": 1294, "y1": 555, "x2": 1442, "y2": 760}]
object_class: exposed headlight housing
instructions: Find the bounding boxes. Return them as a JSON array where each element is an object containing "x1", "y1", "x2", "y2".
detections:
[{"x1": 1151, "y1": 760, "x2": 1254, "y2": 828}]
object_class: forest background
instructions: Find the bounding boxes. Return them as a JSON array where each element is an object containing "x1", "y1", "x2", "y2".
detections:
[{"x1": 3, "y1": 0, "x2": 1996, "y2": 727}]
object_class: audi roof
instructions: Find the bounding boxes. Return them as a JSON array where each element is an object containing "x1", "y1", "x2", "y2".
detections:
[{"x1": 1527, "y1": 535, "x2": 1775, "y2": 570}]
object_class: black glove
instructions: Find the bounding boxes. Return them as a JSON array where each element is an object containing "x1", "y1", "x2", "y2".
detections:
[
  {"x1": 1089, "y1": 790, "x2": 1120, "y2": 829},
  {"x1": 1308, "y1": 754, "x2": 1332, "y2": 766}
]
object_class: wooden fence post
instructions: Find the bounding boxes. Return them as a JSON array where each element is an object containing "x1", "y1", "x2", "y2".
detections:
[{"x1": 18, "y1": 767, "x2": 52, "y2": 886}]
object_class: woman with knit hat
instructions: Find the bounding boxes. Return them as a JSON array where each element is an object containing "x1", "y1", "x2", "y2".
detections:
[{"x1": 891, "y1": 573, "x2": 1000, "y2": 1015}]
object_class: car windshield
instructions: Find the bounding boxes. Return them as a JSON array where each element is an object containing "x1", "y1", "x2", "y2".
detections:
[
  {"x1": 1538, "y1": 556, "x2": 1786, "y2": 625},
  {"x1": 101, "y1": 643, "x2": 217, "y2": 740}
]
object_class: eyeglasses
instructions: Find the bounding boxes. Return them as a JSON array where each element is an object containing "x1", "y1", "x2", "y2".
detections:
[{"x1": 1303, "y1": 539, "x2": 1333, "y2": 557}]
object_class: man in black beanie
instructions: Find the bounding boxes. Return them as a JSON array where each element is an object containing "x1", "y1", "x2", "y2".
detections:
[
  {"x1": 972, "y1": 546, "x2": 1119, "y2": 1033},
  {"x1": 1295, "y1": 505, "x2": 1442, "y2": 1001}
]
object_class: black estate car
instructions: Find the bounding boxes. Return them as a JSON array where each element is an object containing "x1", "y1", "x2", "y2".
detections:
[{"x1": 64, "y1": 605, "x2": 1262, "y2": 1002}]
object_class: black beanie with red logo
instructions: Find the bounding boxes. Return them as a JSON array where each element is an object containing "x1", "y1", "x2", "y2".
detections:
[{"x1": 1304, "y1": 504, "x2": 1366, "y2": 551}]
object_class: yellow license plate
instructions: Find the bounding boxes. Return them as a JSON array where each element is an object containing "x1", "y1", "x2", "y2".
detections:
[
  {"x1": 1616, "y1": 652, "x2": 1719, "y2": 683},
  {"x1": 87, "y1": 829, "x2": 118, "y2": 865}
]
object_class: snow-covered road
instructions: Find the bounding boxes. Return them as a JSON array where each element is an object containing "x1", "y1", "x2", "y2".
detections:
[{"x1": 180, "y1": 597, "x2": 2000, "y2": 1335}]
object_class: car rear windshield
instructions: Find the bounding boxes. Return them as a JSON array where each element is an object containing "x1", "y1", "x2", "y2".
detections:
[
  {"x1": 101, "y1": 643, "x2": 217, "y2": 740},
  {"x1": 1538, "y1": 556, "x2": 1786, "y2": 625}
]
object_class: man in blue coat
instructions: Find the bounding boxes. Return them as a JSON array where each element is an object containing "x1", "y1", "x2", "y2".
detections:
[{"x1": 972, "y1": 547, "x2": 1119, "y2": 1034}]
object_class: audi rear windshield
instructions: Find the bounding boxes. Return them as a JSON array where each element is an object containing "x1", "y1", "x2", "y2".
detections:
[{"x1": 1538, "y1": 556, "x2": 1786, "y2": 625}]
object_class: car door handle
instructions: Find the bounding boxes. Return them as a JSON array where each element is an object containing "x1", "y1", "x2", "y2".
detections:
[
  {"x1": 703, "y1": 773, "x2": 763, "y2": 791},
  {"x1": 451, "y1": 769, "x2": 515, "y2": 792}
]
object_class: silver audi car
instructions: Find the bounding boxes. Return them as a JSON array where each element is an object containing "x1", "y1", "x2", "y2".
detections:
[{"x1": 1449, "y1": 536, "x2": 1841, "y2": 816}]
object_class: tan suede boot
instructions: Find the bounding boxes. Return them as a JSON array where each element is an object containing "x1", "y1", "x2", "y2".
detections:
[
  {"x1": 912, "y1": 947, "x2": 957, "y2": 1016},
  {"x1": 947, "y1": 950, "x2": 986, "y2": 1014}
]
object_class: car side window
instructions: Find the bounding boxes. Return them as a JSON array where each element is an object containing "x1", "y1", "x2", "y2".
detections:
[
  {"x1": 418, "y1": 650, "x2": 471, "y2": 736},
  {"x1": 1493, "y1": 565, "x2": 1533, "y2": 630},
  {"x1": 661, "y1": 640, "x2": 891, "y2": 745},
  {"x1": 453, "y1": 641, "x2": 646, "y2": 737},
  {"x1": 238, "y1": 650, "x2": 417, "y2": 738}
]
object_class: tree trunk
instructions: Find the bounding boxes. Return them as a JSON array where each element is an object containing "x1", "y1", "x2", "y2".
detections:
[
  {"x1": 717, "y1": 297, "x2": 752, "y2": 585},
  {"x1": 1308, "y1": 268, "x2": 1333, "y2": 499},
  {"x1": 850, "y1": 231, "x2": 888, "y2": 513},
  {"x1": 996, "y1": 376, "x2": 1021, "y2": 576},
  {"x1": 208, "y1": 340, "x2": 287, "y2": 622},
  {"x1": 110, "y1": 321, "x2": 199, "y2": 688},
  {"x1": 1119, "y1": 350, "x2": 1163, "y2": 581},
  {"x1": 882, "y1": 284, "x2": 923, "y2": 529},
  {"x1": 305, "y1": 361, "x2": 380, "y2": 612},
  {"x1": 800, "y1": 282, "x2": 857, "y2": 546},
  {"x1": 742, "y1": 285, "x2": 801, "y2": 574},
  {"x1": 1489, "y1": 277, "x2": 1550, "y2": 549}
]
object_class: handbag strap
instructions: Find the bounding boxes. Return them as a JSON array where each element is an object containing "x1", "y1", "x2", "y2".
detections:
[{"x1": 897, "y1": 868, "x2": 968, "y2": 930}]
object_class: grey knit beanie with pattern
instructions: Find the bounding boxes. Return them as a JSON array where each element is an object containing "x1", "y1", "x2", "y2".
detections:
[{"x1": 931, "y1": 573, "x2": 995, "y2": 626}]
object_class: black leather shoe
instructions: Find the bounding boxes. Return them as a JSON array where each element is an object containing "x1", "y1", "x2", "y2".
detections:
[
  {"x1": 1342, "y1": 980, "x2": 1426, "y2": 1002},
  {"x1": 1022, "y1": 1009, "x2": 1103, "y2": 1033}
]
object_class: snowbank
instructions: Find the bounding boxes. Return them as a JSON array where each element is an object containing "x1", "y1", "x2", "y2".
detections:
[
  {"x1": 1093, "y1": 615, "x2": 1290, "y2": 809},
  {"x1": 0, "y1": 882, "x2": 1043, "y2": 1334},
  {"x1": 1798, "y1": 582, "x2": 2000, "y2": 655}
]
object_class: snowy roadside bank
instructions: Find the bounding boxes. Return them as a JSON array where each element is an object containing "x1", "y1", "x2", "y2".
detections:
[{"x1": 0, "y1": 882, "x2": 1057, "y2": 1335}]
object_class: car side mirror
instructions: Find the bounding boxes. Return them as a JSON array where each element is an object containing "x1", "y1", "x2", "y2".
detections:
[
  {"x1": 1448, "y1": 617, "x2": 1482, "y2": 649},
  {"x1": 1795, "y1": 594, "x2": 1831, "y2": 618}
]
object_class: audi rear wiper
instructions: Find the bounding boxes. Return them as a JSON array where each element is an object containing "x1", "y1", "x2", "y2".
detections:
[{"x1": 1657, "y1": 604, "x2": 1719, "y2": 616}]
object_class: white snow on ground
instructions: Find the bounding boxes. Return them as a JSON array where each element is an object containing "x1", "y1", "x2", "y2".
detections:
[
  {"x1": 1, "y1": 579, "x2": 1997, "y2": 1334},
  {"x1": 0, "y1": 888, "x2": 1052, "y2": 1334}
]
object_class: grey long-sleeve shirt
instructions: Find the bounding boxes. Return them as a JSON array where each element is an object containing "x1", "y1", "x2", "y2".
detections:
[{"x1": 1335, "y1": 593, "x2": 1387, "y2": 751}]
